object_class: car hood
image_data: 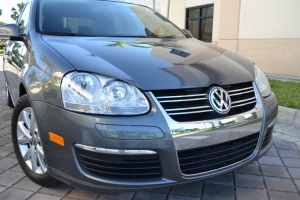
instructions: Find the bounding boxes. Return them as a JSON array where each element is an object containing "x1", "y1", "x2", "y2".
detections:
[{"x1": 42, "y1": 35, "x2": 255, "y2": 90}]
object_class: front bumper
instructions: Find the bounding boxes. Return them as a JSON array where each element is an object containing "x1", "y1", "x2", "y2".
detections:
[{"x1": 32, "y1": 87, "x2": 278, "y2": 194}]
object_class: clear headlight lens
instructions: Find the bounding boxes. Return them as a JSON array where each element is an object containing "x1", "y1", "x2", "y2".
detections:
[
  {"x1": 254, "y1": 65, "x2": 271, "y2": 97},
  {"x1": 61, "y1": 72, "x2": 150, "y2": 115}
]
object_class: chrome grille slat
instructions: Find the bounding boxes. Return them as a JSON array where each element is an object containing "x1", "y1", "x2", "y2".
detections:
[
  {"x1": 152, "y1": 82, "x2": 256, "y2": 122},
  {"x1": 229, "y1": 90, "x2": 254, "y2": 96},
  {"x1": 159, "y1": 98, "x2": 206, "y2": 103},
  {"x1": 156, "y1": 94, "x2": 206, "y2": 99},
  {"x1": 165, "y1": 105, "x2": 211, "y2": 112},
  {"x1": 232, "y1": 97, "x2": 256, "y2": 104},
  {"x1": 227, "y1": 86, "x2": 253, "y2": 93},
  {"x1": 168, "y1": 109, "x2": 214, "y2": 115},
  {"x1": 231, "y1": 100, "x2": 256, "y2": 108}
]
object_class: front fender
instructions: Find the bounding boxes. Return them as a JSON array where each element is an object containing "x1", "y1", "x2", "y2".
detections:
[{"x1": 23, "y1": 31, "x2": 75, "y2": 108}]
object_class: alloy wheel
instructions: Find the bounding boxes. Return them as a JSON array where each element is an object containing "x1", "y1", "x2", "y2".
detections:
[{"x1": 17, "y1": 108, "x2": 47, "y2": 175}]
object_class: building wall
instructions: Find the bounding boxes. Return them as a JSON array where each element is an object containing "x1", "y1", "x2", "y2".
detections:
[
  {"x1": 160, "y1": 0, "x2": 186, "y2": 28},
  {"x1": 219, "y1": 0, "x2": 300, "y2": 76},
  {"x1": 160, "y1": 0, "x2": 300, "y2": 77},
  {"x1": 239, "y1": 0, "x2": 300, "y2": 39}
]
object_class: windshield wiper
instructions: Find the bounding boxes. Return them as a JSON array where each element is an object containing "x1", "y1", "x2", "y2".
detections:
[
  {"x1": 40, "y1": 32, "x2": 97, "y2": 37},
  {"x1": 40, "y1": 32, "x2": 161, "y2": 38}
]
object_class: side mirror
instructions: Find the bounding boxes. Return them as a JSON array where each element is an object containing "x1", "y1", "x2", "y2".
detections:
[
  {"x1": 181, "y1": 29, "x2": 193, "y2": 38},
  {"x1": 0, "y1": 24, "x2": 25, "y2": 41}
]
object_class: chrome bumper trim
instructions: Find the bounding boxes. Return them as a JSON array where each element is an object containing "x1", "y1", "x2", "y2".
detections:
[
  {"x1": 148, "y1": 83, "x2": 263, "y2": 150},
  {"x1": 148, "y1": 82, "x2": 266, "y2": 177},
  {"x1": 75, "y1": 144, "x2": 157, "y2": 155},
  {"x1": 268, "y1": 118, "x2": 277, "y2": 128}
]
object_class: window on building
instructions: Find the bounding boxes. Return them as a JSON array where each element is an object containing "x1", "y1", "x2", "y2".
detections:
[{"x1": 186, "y1": 5, "x2": 214, "y2": 42}]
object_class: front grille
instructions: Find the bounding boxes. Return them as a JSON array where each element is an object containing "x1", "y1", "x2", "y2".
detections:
[
  {"x1": 152, "y1": 82, "x2": 256, "y2": 122},
  {"x1": 262, "y1": 125, "x2": 274, "y2": 149},
  {"x1": 177, "y1": 132, "x2": 260, "y2": 175},
  {"x1": 75, "y1": 147, "x2": 162, "y2": 180}
]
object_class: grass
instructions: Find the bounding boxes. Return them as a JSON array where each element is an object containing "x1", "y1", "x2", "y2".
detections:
[
  {"x1": 269, "y1": 79, "x2": 300, "y2": 109},
  {"x1": 0, "y1": 50, "x2": 3, "y2": 54}
]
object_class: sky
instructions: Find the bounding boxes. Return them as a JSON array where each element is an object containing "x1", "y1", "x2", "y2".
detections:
[{"x1": 0, "y1": 0, "x2": 27, "y2": 24}]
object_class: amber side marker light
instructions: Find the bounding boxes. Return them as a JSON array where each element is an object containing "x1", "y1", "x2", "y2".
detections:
[{"x1": 48, "y1": 132, "x2": 65, "y2": 146}]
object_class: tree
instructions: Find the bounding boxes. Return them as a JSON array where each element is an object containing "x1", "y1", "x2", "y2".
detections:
[
  {"x1": 0, "y1": 9, "x2": 2, "y2": 16},
  {"x1": 11, "y1": 2, "x2": 25, "y2": 22},
  {"x1": 0, "y1": 21, "x2": 6, "y2": 50}
]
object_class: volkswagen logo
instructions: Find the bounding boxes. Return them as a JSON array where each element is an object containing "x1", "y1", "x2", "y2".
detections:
[{"x1": 209, "y1": 87, "x2": 231, "y2": 114}]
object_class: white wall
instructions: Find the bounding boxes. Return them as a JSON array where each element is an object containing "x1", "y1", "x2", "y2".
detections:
[
  {"x1": 168, "y1": 0, "x2": 186, "y2": 29},
  {"x1": 239, "y1": 0, "x2": 300, "y2": 39},
  {"x1": 186, "y1": 0, "x2": 213, "y2": 8}
]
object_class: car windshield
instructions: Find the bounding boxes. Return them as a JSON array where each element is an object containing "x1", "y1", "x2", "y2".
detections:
[{"x1": 37, "y1": 0, "x2": 185, "y2": 39}]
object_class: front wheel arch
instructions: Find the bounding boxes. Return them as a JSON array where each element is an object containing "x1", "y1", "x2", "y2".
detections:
[{"x1": 19, "y1": 83, "x2": 27, "y2": 98}]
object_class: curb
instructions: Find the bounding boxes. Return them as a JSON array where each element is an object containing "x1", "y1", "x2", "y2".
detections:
[
  {"x1": 277, "y1": 106, "x2": 300, "y2": 127},
  {"x1": 266, "y1": 73, "x2": 300, "y2": 83}
]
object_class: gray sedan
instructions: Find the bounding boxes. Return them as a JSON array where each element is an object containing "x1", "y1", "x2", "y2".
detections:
[{"x1": 0, "y1": 0, "x2": 277, "y2": 194}]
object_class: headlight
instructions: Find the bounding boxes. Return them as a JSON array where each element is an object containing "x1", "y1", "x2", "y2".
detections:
[
  {"x1": 61, "y1": 72, "x2": 150, "y2": 115},
  {"x1": 254, "y1": 65, "x2": 271, "y2": 97}
]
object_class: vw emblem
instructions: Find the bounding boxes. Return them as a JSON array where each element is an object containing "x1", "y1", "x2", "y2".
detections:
[{"x1": 209, "y1": 87, "x2": 231, "y2": 114}]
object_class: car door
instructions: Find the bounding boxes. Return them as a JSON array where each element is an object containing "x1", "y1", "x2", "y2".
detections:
[
  {"x1": 8, "y1": 2, "x2": 31, "y2": 103},
  {"x1": 10, "y1": 42, "x2": 26, "y2": 102},
  {"x1": 3, "y1": 41, "x2": 17, "y2": 102}
]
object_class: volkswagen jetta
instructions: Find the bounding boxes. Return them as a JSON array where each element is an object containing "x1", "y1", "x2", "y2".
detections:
[{"x1": 0, "y1": 0, "x2": 277, "y2": 194}]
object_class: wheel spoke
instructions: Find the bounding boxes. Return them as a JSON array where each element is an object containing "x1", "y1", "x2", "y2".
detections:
[
  {"x1": 22, "y1": 110, "x2": 31, "y2": 130},
  {"x1": 29, "y1": 111, "x2": 37, "y2": 135},
  {"x1": 31, "y1": 148, "x2": 39, "y2": 172},
  {"x1": 18, "y1": 121, "x2": 31, "y2": 138},
  {"x1": 18, "y1": 135, "x2": 31, "y2": 145},
  {"x1": 37, "y1": 153, "x2": 47, "y2": 173},
  {"x1": 23, "y1": 145, "x2": 34, "y2": 161},
  {"x1": 36, "y1": 145, "x2": 44, "y2": 158}
]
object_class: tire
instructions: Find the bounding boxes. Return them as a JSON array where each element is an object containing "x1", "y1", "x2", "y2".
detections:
[
  {"x1": 5, "y1": 80, "x2": 14, "y2": 108},
  {"x1": 11, "y1": 95, "x2": 60, "y2": 186}
]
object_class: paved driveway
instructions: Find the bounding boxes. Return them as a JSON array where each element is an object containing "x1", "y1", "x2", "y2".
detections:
[{"x1": 1, "y1": 56, "x2": 300, "y2": 200}]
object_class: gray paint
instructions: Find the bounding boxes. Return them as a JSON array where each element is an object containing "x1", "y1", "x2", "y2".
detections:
[
  {"x1": 0, "y1": 24, "x2": 22, "y2": 39},
  {"x1": 42, "y1": 35, "x2": 255, "y2": 91},
  {"x1": 95, "y1": 124, "x2": 165, "y2": 139},
  {"x1": 31, "y1": 92, "x2": 277, "y2": 193}
]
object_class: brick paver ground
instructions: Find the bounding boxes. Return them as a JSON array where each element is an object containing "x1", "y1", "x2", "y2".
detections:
[{"x1": 1, "y1": 57, "x2": 300, "y2": 199}]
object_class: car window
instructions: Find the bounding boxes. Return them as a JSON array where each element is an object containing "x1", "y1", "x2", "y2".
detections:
[
  {"x1": 38, "y1": 0, "x2": 185, "y2": 38},
  {"x1": 18, "y1": 3, "x2": 31, "y2": 34}
]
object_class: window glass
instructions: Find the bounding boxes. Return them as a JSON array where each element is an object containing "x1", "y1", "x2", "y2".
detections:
[
  {"x1": 200, "y1": 18, "x2": 213, "y2": 41},
  {"x1": 201, "y1": 6, "x2": 214, "y2": 17},
  {"x1": 38, "y1": 0, "x2": 185, "y2": 38},
  {"x1": 188, "y1": 9, "x2": 199, "y2": 18},
  {"x1": 18, "y1": 3, "x2": 31, "y2": 34},
  {"x1": 186, "y1": 5, "x2": 214, "y2": 42},
  {"x1": 188, "y1": 19, "x2": 199, "y2": 38}
]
